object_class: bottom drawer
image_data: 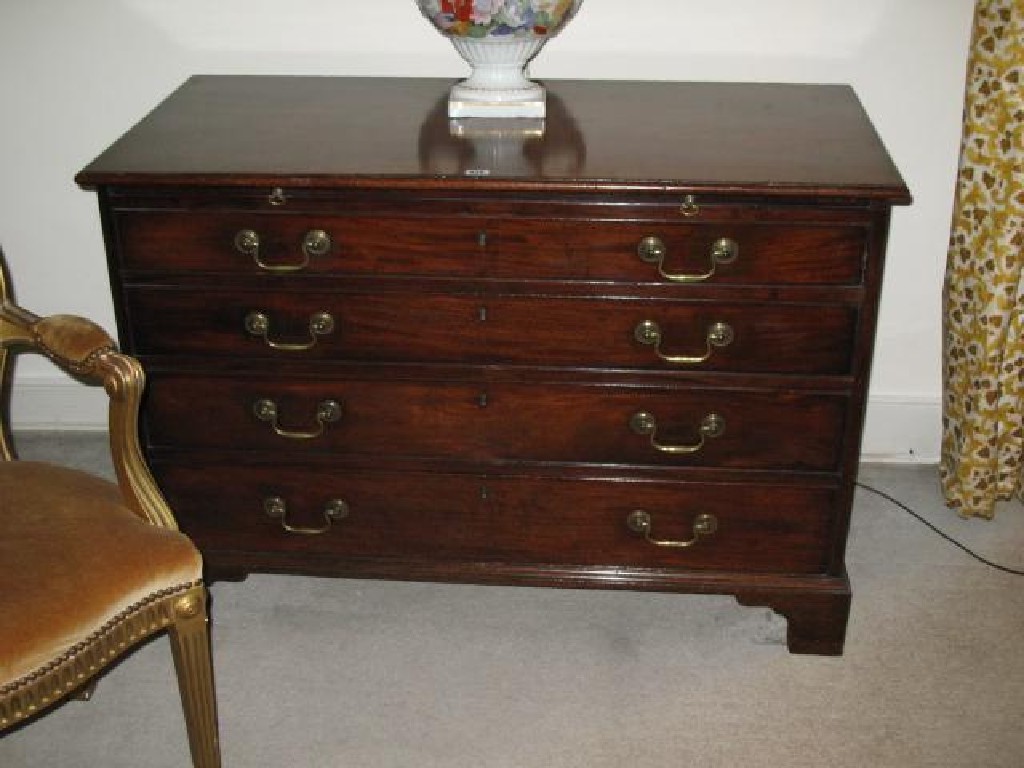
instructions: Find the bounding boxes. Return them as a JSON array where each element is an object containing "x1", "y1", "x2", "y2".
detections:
[{"x1": 154, "y1": 463, "x2": 837, "y2": 575}]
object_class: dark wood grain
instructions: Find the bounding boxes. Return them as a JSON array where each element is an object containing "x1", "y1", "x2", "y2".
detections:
[{"x1": 78, "y1": 76, "x2": 911, "y2": 202}]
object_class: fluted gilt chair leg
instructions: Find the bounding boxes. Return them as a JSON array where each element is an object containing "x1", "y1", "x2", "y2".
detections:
[{"x1": 167, "y1": 585, "x2": 222, "y2": 768}]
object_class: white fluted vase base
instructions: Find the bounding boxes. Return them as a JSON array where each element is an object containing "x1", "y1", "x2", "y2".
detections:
[{"x1": 448, "y1": 37, "x2": 548, "y2": 118}]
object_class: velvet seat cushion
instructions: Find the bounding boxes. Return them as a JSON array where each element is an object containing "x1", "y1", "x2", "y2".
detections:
[{"x1": 0, "y1": 461, "x2": 202, "y2": 689}]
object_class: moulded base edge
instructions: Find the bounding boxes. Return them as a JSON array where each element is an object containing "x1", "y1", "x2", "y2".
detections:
[{"x1": 204, "y1": 553, "x2": 851, "y2": 656}]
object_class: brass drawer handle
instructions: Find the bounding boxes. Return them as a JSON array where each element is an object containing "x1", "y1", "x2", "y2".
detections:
[
  {"x1": 637, "y1": 236, "x2": 738, "y2": 283},
  {"x1": 234, "y1": 228, "x2": 331, "y2": 272},
  {"x1": 629, "y1": 411, "x2": 725, "y2": 455},
  {"x1": 634, "y1": 319, "x2": 734, "y2": 365},
  {"x1": 264, "y1": 496, "x2": 349, "y2": 535},
  {"x1": 244, "y1": 310, "x2": 335, "y2": 351},
  {"x1": 626, "y1": 510, "x2": 718, "y2": 548},
  {"x1": 253, "y1": 398, "x2": 342, "y2": 439}
]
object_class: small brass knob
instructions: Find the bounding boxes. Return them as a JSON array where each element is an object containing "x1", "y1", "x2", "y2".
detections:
[
  {"x1": 629, "y1": 411, "x2": 657, "y2": 436},
  {"x1": 234, "y1": 229, "x2": 260, "y2": 256},
  {"x1": 637, "y1": 236, "x2": 667, "y2": 264},
  {"x1": 264, "y1": 496, "x2": 286, "y2": 518},
  {"x1": 244, "y1": 311, "x2": 270, "y2": 336},
  {"x1": 253, "y1": 398, "x2": 278, "y2": 422},
  {"x1": 700, "y1": 412, "x2": 727, "y2": 439},
  {"x1": 711, "y1": 237, "x2": 739, "y2": 264},
  {"x1": 316, "y1": 400, "x2": 343, "y2": 423},
  {"x1": 707, "y1": 322, "x2": 735, "y2": 348},
  {"x1": 309, "y1": 311, "x2": 335, "y2": 336},
  {"x1": 324, "y1": 499, "x2": 351, "y2": 521},
  {"x1": 302, "y1": 229, "x2": 332, "y2": 258},
  {"x1": 634, "y1": 318, "x2": 662, "y2": 346}
]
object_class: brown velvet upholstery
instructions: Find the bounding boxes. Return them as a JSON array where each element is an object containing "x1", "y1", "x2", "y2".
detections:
[
  {"x1": 0, "y1": 461, "x2": 202, "y2": 687},
  {"x1": 30, "y1": 314, "x2": 115, "y2": 371}
]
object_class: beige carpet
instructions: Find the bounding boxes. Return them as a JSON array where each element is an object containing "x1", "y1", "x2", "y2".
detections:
[{"x1": 2, "y1": 434, "x2": 1022, "y2": 767}]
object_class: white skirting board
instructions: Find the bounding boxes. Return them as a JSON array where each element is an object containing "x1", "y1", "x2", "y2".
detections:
[
  {"x1": 8, "y1": 375, "x2": 110, "y2": 432},
  {"x1": 859, "y1": 394, "x2": 943, "y2": 464},
  {"x1": 8, "y1": 376, "x2": 943, "y2": 464}
]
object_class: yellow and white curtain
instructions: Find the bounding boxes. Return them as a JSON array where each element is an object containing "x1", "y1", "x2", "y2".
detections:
[{"x1": 941, "y1": 0, "x2": 1024, "y2": 518}]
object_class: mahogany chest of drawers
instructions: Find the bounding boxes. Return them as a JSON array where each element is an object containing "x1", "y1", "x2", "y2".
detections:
[{"x1": 78, "y1": 76, "x2": 910, "y2": 655}]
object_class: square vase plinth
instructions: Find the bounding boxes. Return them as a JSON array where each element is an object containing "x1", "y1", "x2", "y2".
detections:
[{"x1": 448, "y1": 81, "x2": 546, "y2": 119}]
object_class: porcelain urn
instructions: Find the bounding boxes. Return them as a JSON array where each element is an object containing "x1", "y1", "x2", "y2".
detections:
[{"x1": 416, "y1": 0, "x2": 584, "y2": 118}]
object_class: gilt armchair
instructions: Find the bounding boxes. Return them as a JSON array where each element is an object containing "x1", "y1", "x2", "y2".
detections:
[{"x1": 0, "y1": 252, "x2": 221, "y2": 767}]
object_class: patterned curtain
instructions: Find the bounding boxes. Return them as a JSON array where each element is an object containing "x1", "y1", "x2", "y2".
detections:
[{"x1": 941, "y1": 0, "x2": 1024, "y2": 518}]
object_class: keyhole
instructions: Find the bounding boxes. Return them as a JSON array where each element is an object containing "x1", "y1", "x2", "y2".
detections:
[
  {"x1": 479, "y1": 306, "x2": 488, "y2": 322},
  {"x1": 478, "y1": 392, "x2": 489, "y2": 408}
]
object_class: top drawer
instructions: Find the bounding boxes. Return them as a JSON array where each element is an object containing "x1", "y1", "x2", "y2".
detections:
[{"x1": 112, "y1": 211, "x2": 866, "y2": 286}]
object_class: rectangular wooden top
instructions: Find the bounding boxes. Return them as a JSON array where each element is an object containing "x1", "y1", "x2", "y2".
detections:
[{"x1": 77, "y1": 76, "x2": 910, "y2": 203}]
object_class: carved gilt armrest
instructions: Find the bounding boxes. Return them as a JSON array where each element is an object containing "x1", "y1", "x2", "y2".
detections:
[{"x1": 0, "y1": 299, "x2": 177, "y2": 530}]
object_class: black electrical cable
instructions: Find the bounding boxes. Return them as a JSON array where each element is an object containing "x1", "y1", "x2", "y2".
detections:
[{"x1": 856, "y1": 481, "x2": 1024, "y2": 576}]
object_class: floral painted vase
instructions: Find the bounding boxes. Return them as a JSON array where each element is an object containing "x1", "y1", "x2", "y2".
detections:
[{"x1": 416, "y1": 0, "x2": 585, "y2": 118}]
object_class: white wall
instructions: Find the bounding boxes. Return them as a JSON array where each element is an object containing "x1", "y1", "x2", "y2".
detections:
[{"x1": 0, "y1": 0, "x2": 975, "y2": 461}]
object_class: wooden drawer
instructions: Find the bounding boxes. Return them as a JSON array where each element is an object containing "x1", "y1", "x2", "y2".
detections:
[
  {"x1": 124, "y1": 287, "x2": 857, "y2": 374},
  {"x1": 144, "y1": 375, "x2": 848, "y2": 471},
  {"x1": 113, "y1": 210, "x2": 865, "y2": 285},
  {"x1": 154, "y1": 463, "x2": 836, "y2": 574},
  {"x1": 115, "y1": 211, "x2": 490, "y2": 277},
  {"x1": 497, "y1": 219, "x2": 866, "y2": 285}
]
